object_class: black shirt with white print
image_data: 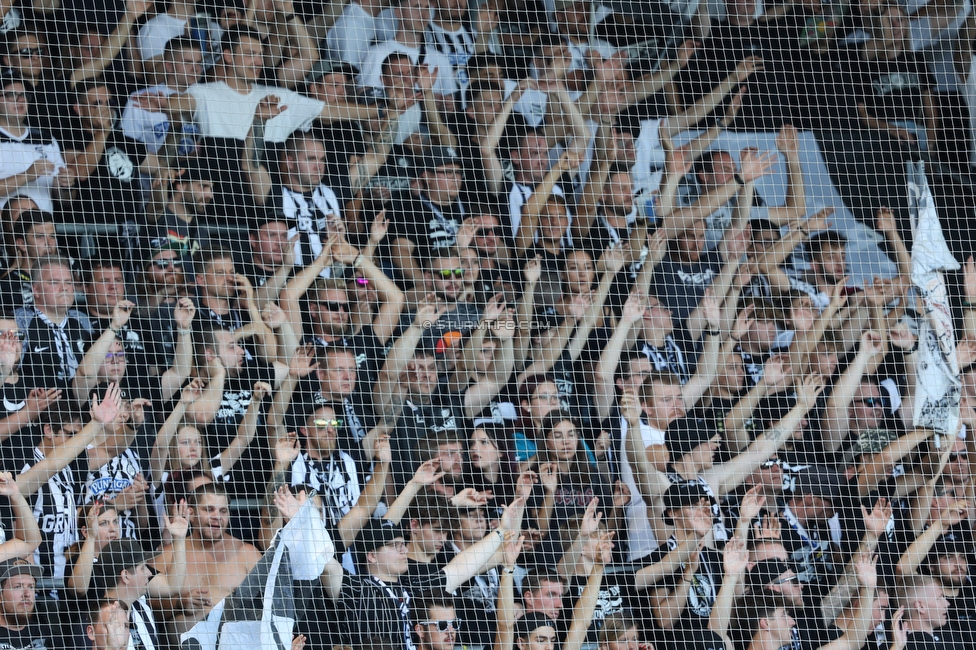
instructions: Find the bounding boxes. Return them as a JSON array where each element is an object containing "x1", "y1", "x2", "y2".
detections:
[
  {"x1": 65, "y1": 127, "x2": 147, "y2": 224},
  {"x1": 267, "y1": 181, "x2": 343, "y2": 270},
  {"x1": 388, "y1": 190, "x2": 463, "y2": 263},
  {"x1": 288, "y1": 449, "x2": 360, "y2": 534},
  {"x1": 636, "y1": 328, "x2": 700, "y2": 385},
  {"x1": 21, "y1": 449, "x2": 86, "y2": 582},
  {"x1": 83, "y1": 445, "x2": 145, "y2": 540},
  {"x1": 17, "y1": 307, "x2": 94, "y2": 390}
]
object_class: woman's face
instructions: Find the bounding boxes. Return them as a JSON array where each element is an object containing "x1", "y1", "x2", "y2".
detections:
[
  {"x1": 605, "y1": 626, "x2": 641, "y2": 650},
  {"x1": 176, "y1": 427, "x2": 203, "y2": 468},
  {"x1": 524, "y1": 381, "x2": 561, "y2": 425},
  {"x1": 790, "y1": 296, "x2": 817, "y2": 332},
  {"x1": 91, "y1": 508, "x2": 121, "y2": 549},
  {"x1": 470, "y1": 429, "x2": 501, "y2": 470},
  {"x1": 547, "y1": 420, "x2": 578, "y2": 461},
  {"x1": 562, "y1": 251, "x2": 595, "y2": 294}
]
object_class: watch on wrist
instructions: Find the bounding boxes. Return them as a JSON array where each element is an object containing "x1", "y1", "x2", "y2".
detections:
[{"x1": 733, "y1": 172, "x2": 745, "y2": 186}]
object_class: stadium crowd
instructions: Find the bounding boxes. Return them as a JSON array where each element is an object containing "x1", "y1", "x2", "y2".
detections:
[{"x1": 0, "y1": 0, "x2": 975, "y2": 648}]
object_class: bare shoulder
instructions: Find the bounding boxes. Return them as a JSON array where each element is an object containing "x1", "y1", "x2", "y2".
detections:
[{"x1": 228, "y1": 537, "x2": 264, "y2": 565}]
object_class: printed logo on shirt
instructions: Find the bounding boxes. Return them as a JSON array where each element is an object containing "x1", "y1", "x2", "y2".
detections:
[{"x1": 106, "y1": 146, "x2": 135, "y2": 181}]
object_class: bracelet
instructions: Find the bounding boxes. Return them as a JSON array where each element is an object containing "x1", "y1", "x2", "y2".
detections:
[
  {"x1": 908, "y1": 339, "x2": 919, "y2": 353},
  {"x1": 177, "y1": 328, "x2": 193, "y2": 337},
  {"x1": 799, "y1": 226, "x2": 810, "y2": 236},
  {"x1": 706, "y1": 329, "x2": 721, "y2": 337},
  {"x1": 503, "y1": 567, "x2": 515, "y2": 575},
  {"x1": 353, "y1": 254, "x2": 364, "y2": 269},
  {"x1": 964, "y1": 301, "x2": 976, "y2": 308},
  {"x1": 109, "y1": 326, "x2": 121, "y2": 337},
  {"x1": 282, "y1": 12, "x2": 296, "y2": 20},
  {"x1": 733, "y1": 173, "x2": 745, "y2": 186}
]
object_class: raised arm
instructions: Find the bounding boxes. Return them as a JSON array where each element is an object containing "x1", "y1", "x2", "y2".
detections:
[
  {"x1": 147, "y1": 502, "x2": 190, "y2": 597},
  {"x1": 148, "y1": 382, "x2": 198, "y2": 487},
  {"x1": 593, "y1": 292, "x2": 644, "y2": 420},
  {"x1": 823, "y1": 330, "x2": 884, "y2": 453},
  {"x1": 708, "y1": 539, "x2": 748, "y2": 648},
  {"x1": 0, "y1": 473, "x2": 41, "y2": 561},
  {"x1": 492, "y1": 533, "x2": 520, "y2": 650},
  {"x1": 336, "y1": 435, "x2": 391, "y2": 548},
  {"x1": 563, "y1": 541, "x2": 609, "y2": 650},
  {"x1": 70, "y1": 0, "x2": 152, "y2": 86},
  {"x1": 374, "y1": 301, "x2": 443, "y2": 418},
  {"x1": 72, "y1": 301, "x2": 135, "y2": 401},
  {"x1": 765, "y1": 125, "x2": 806, "y2": 225}
]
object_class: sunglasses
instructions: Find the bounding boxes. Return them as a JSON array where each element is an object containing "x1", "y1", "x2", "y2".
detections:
[
  {"x1": 771, "y1": 573, "x2": 799, "y2": 585},
  {"x1": 17, "y1": 47, "x2": 44, "y2": 57},
  {"x1": 1, "y1": 90, "x2": 26, "y2": 101},
  {"x1": 422, "y1": 619, "x2": 463, "y2": 632},
  {"x1": 313, "y1": 418, "x2": 343, "y2": 429},
  {"x1": 476, "y1": 226, "x2": 505, "y2": 237},
  {"x1": 949, "y1": 452, "x2": 969, "y2": 461},
  {"x1": 319, "y1": 301, "x2": 348, "y2": 312},
  {"x1": 152, "y1": 258, "x2": 183, "y2": 269},
  {"x1": 761, "y1": 459, "x2": 783, "y2": 469},
  {"x1": 855, "y1": 397, "x2": 883, "y2": 408},
  {"x1": 437, "y1": 269, "x2": 464, "y2": 279},
  {"x1": 354, "y1": 277, "x2": 370, "y2": 286},
  {"x1": 104, "y1": 351, "x2": 126, "y2": 361}
]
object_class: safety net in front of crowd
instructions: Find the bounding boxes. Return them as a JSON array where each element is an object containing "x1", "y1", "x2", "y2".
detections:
[{"x1": 0, "y1": 1, "x2": 974, "y2": 650}]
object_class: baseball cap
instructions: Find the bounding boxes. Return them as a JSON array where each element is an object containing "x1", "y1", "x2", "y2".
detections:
[
  {"x1": 93, "y1": 540, "x2": 157, "y2": 591},
  {"x1": 789, "y1": 465, "x2": 845, "y2": 502},
  {"x1": 418, "y1": 146, "x2": 461, "y2": 174},
  {"x1": 666, "y1": 417, "x2": 719, "y2": 461},
  {"x1": 746, "y1": 559, "x2": 793, "y2": 593},
  {"x1": 662, "y1": 482, "x2": 713, "y2": 525},
  {"x1": 354, "y1": 518, "x2": 405, "y2": 569},
  {"x1": 0, "y1": 558, "x2": 42, "y2": 584},
  {"x1": 306, "y1": 58, "x2": 355, "y2": 84}
]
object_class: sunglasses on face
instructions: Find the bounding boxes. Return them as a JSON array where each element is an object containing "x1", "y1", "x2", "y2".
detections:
[
  {"x1": 771, "y1": 573, "x2": 799, "y2": 585},
  {"x1": 949, "y1": 451, "x2": 969, "y2": 461},
  {"x1": 313, "y1": 418, "x2": 343, "y2": 429},
  {"x1": 761, "y1": 459, "x2": 783, "y2": 469},
  {"x1": 437, "y1": 269, "x2": 464, "y2": 279},
  {"x1": 423, "y1": 619, "x2": 463, "y2": 632},
  {"x1": 476, "y1": 226, "x2": 505, "y2": 237},
  {"x1": 18, "y1": 47, "x2": 44, "y2": 57},
  {"x1": 152, "y1": 258, "x2": 183, "y2": 269},
  {"x1": 319, "y1": 301, "x2": 348, "y2": 312},
  {"x1": 1, "y1": 90, "x2": 26, "y2": 101},
  {"x1": 855, "y1": 397, "x2": 883, "y2": 408}
]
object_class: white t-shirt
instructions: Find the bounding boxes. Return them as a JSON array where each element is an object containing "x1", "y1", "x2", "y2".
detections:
[
  {"x1": 187, "y1": 81, "x2": 325, "y2": 142},
  {"x1": 121, "y1": 84, "x2": 177, "y2": 153},
  {"x1": 0, "y1": 125, "x2": 66, "y2": 213},
  {"x1": 358, "y1": 39, "x2": 457, "y2": 96},
  {"x1": 137, "y1": 13, "x2": 187, "y2": 60},
  {"x1": 326, "y1": 2, "x2": 398, "y2": 70},
  {"x1": 619, "y1": 416, "x2": 665, "y2": 561}
]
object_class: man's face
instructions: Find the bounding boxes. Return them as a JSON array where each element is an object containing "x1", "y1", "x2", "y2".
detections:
[
  {"x1": 423, "y1": 165, "x2": 463, "y2": 204},
  {"x1": 197, "y1": 256, "x2": 237, "y2": 298},
  {"x1": 519, "y1": 626, "x2": 557, "y2": 650},
  {"x1": 407, "y1": 354, "x2": 439, "y2": 396},
  {"x1": 767, "y1": 570, "x2": 804, "y2": 607},
  {"x1": 0, "y1": 82, "x2": 28, "y2": 122},
  {"x1": 645, "y1": 382, "x2": 685, "y2": 428},
  {"x1": 437, "y1": 443, "x2": 464, "y2": 478},
  {"x1": 250, "y1": 221, "x2": 290, "y2": 266},
  {"x1": 944, "y1": 439, "x2": 970, "y2": 482},
  {"x1": 685, "y1": 437, "x2": 721, "y2": 471},
  {"x1": 539, "y1": 201, "x2": 569, "y2": 244},
  {"x1": 226, "y1": 37, "x2": 264, "y2": 81},
  {"x1": 411, "y1": 520, "x2": 450, "y2": 556},
  {"x1": 310, "y1": 72, "x2": 350, "y2": 103},
  {"x1": 165, "y1": 46, "x2": 204, "y2": 88},
  {"x1": 310, "y1": 288, "x2": 350, "y2": 335},
  {"x1": 381, "y1": 57, "x2": 417, "y2": 102},
  {"x1": 603, "y1": 171, "x2": 634, "y2": 216},
  {"x1": 124, "y1": 563, "x2": 153, "y2": 592},
  {"x1": 1, "y1": 574, "x2": 36, "y2": 626},
  {"x1": 177, "y1": 179, "x2": 214, "y2": 215},
  {"x1": 399, "y1": 0, "x2": 432, "y2": 33},
  {"x1": 934, "y1": 552, "x2": 970, "y2": 586},
  {"x1": 745, "y1": 318, "x2": 778, "y2": 353},
  {"x1": 849, "y1": 382, "x2": 884, "y2": 432},
  {"x1": 456, "y1": 508, "x2": 487, "y2": 541},
  {"x1": 814, "y1": 245, "x2": 846, "y2": 284},
  {"x1": 304, "y1": 407, "x2": 340, "y2": 454},
  {"x1": 319, "y1": 350, "x2": 357, "y2": 396},
  {"x1": 746, "y1": 457, "x2": 784, "y2": 493},
  {"x1": 675, "y1": 221, "x2": 706, "y2": 263},
  {"x1": 75, "y1": 85, "x2": 114, "y2": 127},
  {"x1": 762, "y1": 608, "x2": 796, "y2": 645},
  {"x1": 33, "y1": 263, "x2": 75, "y2": 312},
  {"x1": 4, "y1": 35, "x2": 46, "y2": 79},
  {"x1": 212, "y1": 331, "x2": 245, "y2": 370},
  {"x1": 429, "y1": 256, "x2": 463, "y2": 301},
  {"x1": 674, "y1": 500, "x2": 713, "y2": 536},
  {"x1": 417, "y1": 605, "x2": 458, "y2": 650},
  {"x1": 524, "y1": 581, "x2": 564, "y2": 619},
  {"x1": 750, "y1": 228, "x2": 780, "y2": 256},
  {"x1": 700, "y1": 151, "x2": 737, "y2": 187},
  {"x1": 148, "y1": 251, "x2": 184, "y2": 288},
  {"x1": 287, "y1": 139, "x2": 328, "y2": 187},
  {"x1": 72, "y1": 30, "x2": 104, "y2": 65},
  {"x1": 467, "y1": 88, "x2": 504, "y2": 126},
  {"x1": 641, "y1": 296, "x2": 673, "y2": 336},
  {"x1": 470, "y1": 215, "x2": 503, "y2": 256},
  {"x1": 87, "y1": 266, "x2": 126, "y2": 313},
  {"x1": 918, "y1": 583, "x2": 950, "y2": 628},
  {"x1": 21, "y1": 222, "x2": 58, "y2": 260},
  {"x1": 370, "y1": 537, "x2": 408, "y2": 577},
  {"x1": 192, "y1": 494, "x2": 230, "y2": 541},
  {"x1": 433, "y1": 0, "x2": 465, "y2": 21},
  {"x1": 513, "y1": 134, "x2": 551, "y2": 184},
  {"x1": 618, "y1": 356, "x2": 653, "y2": 395}
]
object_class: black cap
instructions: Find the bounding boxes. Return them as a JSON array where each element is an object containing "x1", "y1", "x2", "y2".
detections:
[
  {"x1": 355, "y1": 518, "x2": 404, "y2": 562},
  {"x1": 746, "y1": 559, "x2": 792, "y2": 593},
  {"x1": 662, "y1": 482, "x2": 713, "y2": 525},
  {"x1": 0, "y1": 558, "x2": 42, "y2": 584},
  {"x1": 666, "y1": 417, "x2": 719, "y2": 461},
  {"x1": 789, "y1": 465, "x2": 844, "y2": 502},
  {"x1": 174, "y1": 157, "x2": 213, "y2": 184},
  {"x1": 93, "y1": 540, "x2": 156, "y2": 592},
  {"x1": 306, "y1": 58, "x2": 356, "y2": 84},
  {"x1": 515, "y1": 612, "x2": 558, "y2": 641},
  {"x1": 0, "y1": 67, "x2": 26, "y2": 91},
  {"x1": 418, "y1": 146, "x2": 461, "y2": 174}
]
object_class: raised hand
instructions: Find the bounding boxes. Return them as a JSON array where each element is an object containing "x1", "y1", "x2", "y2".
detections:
[
  {"x1": 619, "y1": 392, "x2": 643, "y2": 427},
  {"x1": 261, "y1": 303, "x2": 287, "y2": 329},
  {"x1": 0, "y1": 472, "x2": 18, "y2": 498},
  {"x1": 252, "y1": 381, "x2": 272, "y2": 402},
  {"x1": 804, "y1": 206, "x2": 835, "y2": 234},
  {"x1": 761, "y1": 355, "x2": 790, "y2": 391},
  {"x1": 622, "y1": 291, "x2": 645, "y2": 325},
  {"x1": 451, "y1": 488, "x2": 492, "y2": 508},
  {"x1": 753, "y1": 513, "x2": 782, "y2": 540},
  {"x1": 165, "y1": 500, "x2": 190, "y2": 540},
  {"x1": 700, "y1": 287, "x2": 721, "y2": 331},
  {"x1": 292, "y1": 635, "x2": 307, "y2": 650},
  {"x1": 647, "y1": 229, "x2": 669, "y2": 266},
  {"x1": 734, "y1": 56, "x2": 764, "y2": 81},
  {"x1": 374, "y1": 433, "x2": 392, "y2": 464},
  {"x1": 110, "y1": 300, "x2": 135, "y2": 330},
  {"x1": 174, "y1": 298, "x2": 196, "y2": 330},
  {"x1": 414, "y1": 296, "x2": 446, "y2": 329},
  {"x1": 732, "y1": 303, "x2": 755, "y2": 342},
  {"x1": 853, "y1": 551, "x2": 878, "y2": 591},
  {"x1": 0, "y1": 331, "x2": 20, "y2": 374},
  {"x1": 859, "y1": 330, "x2": 884, "y2": 357},
  {"x1": 483, "y1": 293, "x2": 508, "y2": 323},
  {"x1": 25, "y1": 388, "x2": 61, "y2": 417},
  {"x1": 275, "y1": 431, "x2": 301, "y2": 466},
  {"x1": 739, "y1": 485, "x2": 767, "y2": 522},
  {"x1": 861, "y1": 498, "x2": 892, "y2": 537},
  {"x1": 274, "y1": 485, "x2": 308, "y2": 521},
  {"x1": 739, "y1": 148, "x2": 776, "y2": 182},
  {"x1": 180, "y1": 378, "x2": 205, "y2": 404},
  {"x1": 891, "y1": 607, "x2": 908, "y2": 650},
  {"x1": 503, "y1": 532, "x2": 524, "y2": 571},
  {"x1": 599, "y1": 244, "x2": 628, "y2": 275},
  {"x1": 613, "y1": 480, "x2": 631, "y2": 509},
  {"x1": 130, "y1": 398, "x2": 152, "y2": 428},
  {"x1": 256, "y1": 95, "x2": 287, "y2": 122},
  {"x1": 538, "y1": 462, "x2": 559, "y2": 494},
  {"x1": 523, "y1": 256, "x2": 542, "y2": 284},
  {"x1": 515, "y1": 471, "x2": 537, "y2": 500},
  {"x1": 889, "y1": 323, "x2": 917, "y2": 351},
  {"x1": 580, "y1": 498, "x2": 603, "y2": 537},
  {"x1": 369, "y1": 210, "x2": 389, "y2": 244},
  {"x1": 775, "y1": 124, "x2": 800, "y2": 156},
  {"x1": 723, "y1": 537, "x2": 749, "y2": 575},
  {"x1": 410, "y1": 458, "x2": 445, "y2": 486},
  {"x1": 965, "y1": 256, "x2": 976, "y2": 302},
  {"x1": 91, "y1": 383, "x2": 122, "y2": 425},
  {"x1": 796, "y1": 373, "x2": 825, "y2": 409}
]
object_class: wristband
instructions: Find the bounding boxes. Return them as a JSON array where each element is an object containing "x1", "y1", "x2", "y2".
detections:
[
  {"x1": 503, "y1": 567, "x2": 515, "y2": 575},
  {"x1": 353, "y1": 254, "x2": 364, "y2": 269},
  {"x1": 706, "y1": 329, "x2": 721, "y2": 337},
  {"x1": 964, "y1": 301, "x2": 976, "y2": 308},
  {"x1": 109, "y1": 326, "x2": 122, "y2": 337},
  {"x1": 177, "y1": 328, "x2": 193, "y2": 337},
  {"x1": 908, "y1": 339, "x2": 919, "y2": 353},
  {"x1": 733, "y1": 173, "x2": 745, "y2": 186},
  {"x1": 283, "y1": 12, "x2": 296, "y2": 19},
  {"x1": 799, "y1": 226, "x2": 810, "y2": 236}
]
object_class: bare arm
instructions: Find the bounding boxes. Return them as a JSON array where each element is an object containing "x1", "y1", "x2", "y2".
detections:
[
  {"x1": 337, "y1": 438, "x2": 391, "y2": 548},
  {"x1": 70, "y1": 0, "x2": 151, "y2": 86}
]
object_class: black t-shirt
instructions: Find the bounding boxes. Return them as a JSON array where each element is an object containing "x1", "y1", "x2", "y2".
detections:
[
  {"x1": 0, "y1": 379, "x2": 34, "y2": 472},
  {"x1": 836, "y1": 46, "x2": 934, "y2": 125},
  {"x1": 81, "y1": 315, "x2": 156, "y2": 391},
  {"x1": 643, "y1": 537, "x2": 725, "y2": 631},
  {"x1": 663, "y1": 628, "x2": 729, "y2": 650},
  {"x1": 0, "y1": 268, "x2": 32, "y2": 318},
  {"x1": 66, "y1": 128, "x2": 147, "y2": 223},
  {"x1": 392, "y1": 389, "x2": 467, "y2": 489},
  {"x1": 131, "y1": 302, "x2": 180, "y2": 374},
  {"x1": 651, "y1": 251, "x2": 723, "y2": 325},
  {"x1": 636, "y1": 329, "x2": 701, "y2": 385},
  {"x1": 388, "y1": 191, "x2": 464, "y2": 262},
  {"x1": 19, "y1": 308, "x2": 95, "y2": 390},
  {"x1": 564, "y1": 569, "x2": 633, "y2": 644},
  {"x1": 0, "y1": 619, "x2": 55, "y2": 650},
  {"x1": 336, "y1": 570, "x2": 449, "y2": 650}
]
